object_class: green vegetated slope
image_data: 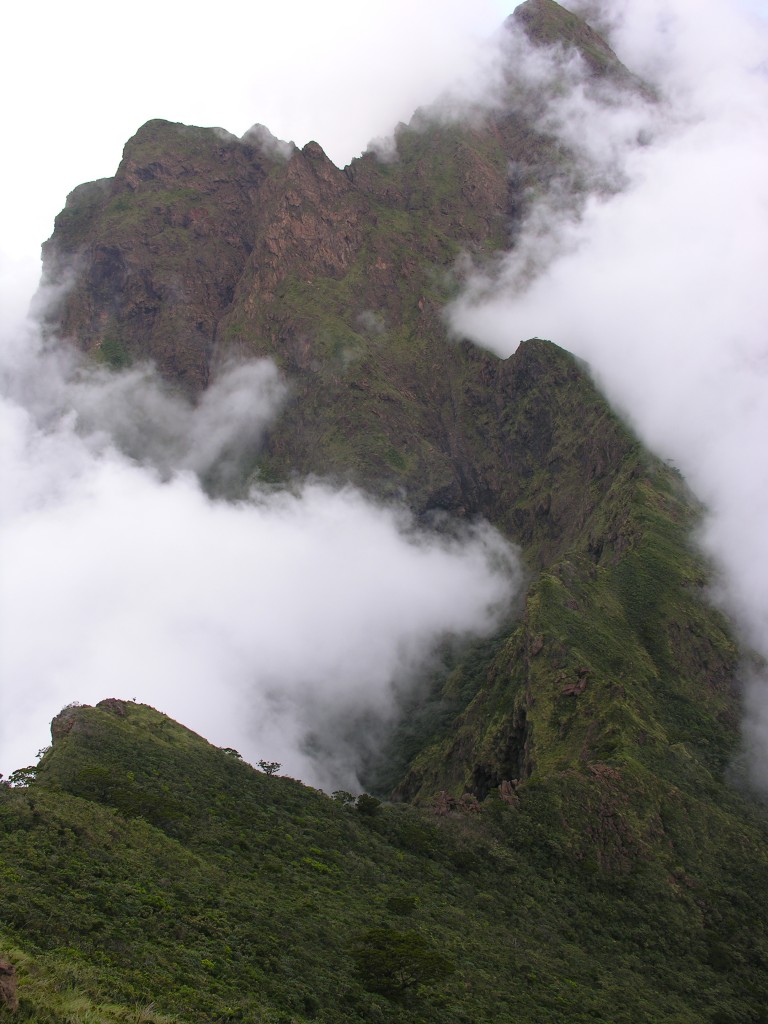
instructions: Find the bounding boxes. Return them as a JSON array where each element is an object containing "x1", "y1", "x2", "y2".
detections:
[
  {"x1": 2, "y1": 699, "x2": 768, "y2": 1024},
  {"x1": 10, "y1": 0, "x2": 768, "y2": 1020}
]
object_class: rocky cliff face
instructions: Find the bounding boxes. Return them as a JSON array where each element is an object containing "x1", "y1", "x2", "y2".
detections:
[
  {"x1": 38, "y1": 0, "x2": 742, "y2": 817},
  {"x1": 40, "y1": 0, "x2": 639, "y2": 519},
  {"x1": 41, "y1": 0, "x2": 617, "y2": 392}
]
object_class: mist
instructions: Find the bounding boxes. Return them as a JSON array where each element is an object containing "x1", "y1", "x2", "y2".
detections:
[
  {"x1": 1, "y1": 1, "x2": 525, "y2": 791},
  {"x1": 1, "y1": 1, "x2": 510, "y2": 315},
  {"x1": 449, "y1": 0, "x2": 768, "y2": 786},
  {"x1": 0, "y1": 315, "x2": 520, "y2": 790}
]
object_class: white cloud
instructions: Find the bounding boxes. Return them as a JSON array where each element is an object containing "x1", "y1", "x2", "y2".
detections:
[
  {"x1": 6, "y1": 0, "x2": 767, "y2": 794},
  {"x1": 1, "y1": 1, "x2": 521, "y2": 789},
  {"x1": 0, "y1": 323, "x2": 520, "y2": 790}
]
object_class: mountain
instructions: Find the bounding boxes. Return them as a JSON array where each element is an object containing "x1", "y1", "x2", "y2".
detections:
[{"x1": 3, "y1": 1, "x2": 768, "y2": 1021}]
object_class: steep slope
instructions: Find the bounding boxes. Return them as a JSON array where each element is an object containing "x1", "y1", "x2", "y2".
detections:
[
  {"x1": 514, "y1": 0, "x2": 646, "y2": 86},
  {"x1": 33, "y1": 0, "x2": 755, "y2": 857},
  {"x1": 3, "y1": 699, "x2": 768, "y2": 1023},
  {"x1": 37, "y1": 0, "x2": 655, "y2": 525},
  {"x1": 39, "y1": 0, "x2": 617, "y2": 399}
]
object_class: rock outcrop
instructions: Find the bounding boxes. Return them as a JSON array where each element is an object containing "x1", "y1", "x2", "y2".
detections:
[
  {"x1": 40, "y1": 0, "x2": 643, "y2": 392},
  {"x1": 0, "y1": 959, "x2": 18, "y2": 1013}
]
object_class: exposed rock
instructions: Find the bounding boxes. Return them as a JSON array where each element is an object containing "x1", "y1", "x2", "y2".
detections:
[
  {"x1": 431, "y1": 790, "x2": 481, "y2": 814},
  {"x1": 499, "y1": 780, "x2": 520, "y2": 806},
  {"x1": 96, "y1": 698, "x2": 129, "y2": 717},
  {"x1": 40, "y1": 0, "x2": 645, "y2": 401},
  {"x1": 589, "y1": 763, "x2": 621, "y2": 783},
  {"x1": 433, "y1": 791, "x2": 457, "y2": 816},
  {"x1": 0, "y1": 958, "x2": 19, "y2": 1013},
  {"x1": 50, "y1": 703, "x2": 90, "y2": 744},
  {"x1": 458, "y1": 792, "x2": 481, "y2": 813},
  {"x1": 562, "y1": 670, "x2": 589, "y2": 696}
]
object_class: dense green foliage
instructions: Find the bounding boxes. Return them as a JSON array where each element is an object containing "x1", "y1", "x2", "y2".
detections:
[
  {"x1": 351, "y1": 927, "x2": 455, "y2": 1000},
  {"x1": 2, "y1": 700, "x2": 768, "y2": 1023}
]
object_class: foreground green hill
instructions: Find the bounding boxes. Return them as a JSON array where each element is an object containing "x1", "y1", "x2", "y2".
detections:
[{"x1": 2, "y1": 698, "x2": 768, "y2": 1023}]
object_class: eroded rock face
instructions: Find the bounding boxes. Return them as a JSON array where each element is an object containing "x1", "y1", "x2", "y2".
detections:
[
  {"x1": 36, "y1": 0, "x2": 655, "y2": 553},
  {"x1": 40, "y1": 113, "x2": 619, "y2": 537},
  {"x1": 41, "y1": 120, "x2": 277, "y2": 391},
  {"x1": 40, "y1": 0, "x2": 643, "y2": 394},
  {"x1": 96, "y1": 698, "x2": 129, "y2": 717},
  {"x1": 50, "y1": 704, "x2": 91, "y2": 744},
  {"x1": 40, "y1": 114, "x2": 513, "y2": 395},
  {"x1": 49, "y1": 700, "x2": 129, "y2": 748}
]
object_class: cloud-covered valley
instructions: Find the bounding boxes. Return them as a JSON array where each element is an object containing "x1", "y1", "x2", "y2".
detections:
[{"x1": 0, "y1": 326, "x2": 519, "y2": 789}]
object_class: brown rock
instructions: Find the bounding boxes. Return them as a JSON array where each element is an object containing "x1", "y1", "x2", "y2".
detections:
[
  {"x1": 433, "y1": 791, "x2": 457, "y2": 816},
  {"x1": 458, "y1": 793, "x2": 481, "y2": 813},
  {"x1": 589, "y1": 763, "x2": 621, "y2": 782},
  {"x1": 562, "y1": 669, "x2": 589, "y2": 696},
  {"x1": 499, "y1": 779, "x2": 519, "y2": 806},
  {"x1": 96, "y1": 698, "x2": 128, "y2": 717},
  {"x1": 0, "y1": 958, "x2": 19, "y2": 1013},
  {"x1": 50, "y1": 703, "x2": 90, "y2": 744}
]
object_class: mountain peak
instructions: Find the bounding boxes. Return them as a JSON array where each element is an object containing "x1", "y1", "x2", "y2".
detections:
[{"x1": 511, "y1": 0, "x2": 639, "y2": 85}]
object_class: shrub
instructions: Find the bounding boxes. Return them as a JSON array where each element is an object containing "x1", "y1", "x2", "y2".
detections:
[{"x1": 351, "y1": 927, "x2": 454, "y2": 1001}]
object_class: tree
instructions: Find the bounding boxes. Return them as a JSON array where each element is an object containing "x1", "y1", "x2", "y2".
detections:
[
  {"x1": 355, "y1": 793, "x2": 381, "y2": 816},
  {"x1": 351, "y1": 927, "x2": 455, "y2": 1001},
  {"x1": 257, "y1": 760, "x2": 281, "y2": 776},
  {"x1": 7, "y1": 766, "x2": 38, "y2": 788},
  {"x1": 331, "y1": 790, "x2": 355, "y2": 807}
]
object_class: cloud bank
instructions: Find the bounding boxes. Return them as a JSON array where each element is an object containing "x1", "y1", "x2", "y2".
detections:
[
  {"x1": 0, "y1": 323, "x2": 520, "y2": 791},
  {"x1": 0, "y1": 1, "x2": 519, "y2": 792},
  {"x1": 450, "y1": 0, "x2": 768, "y2": 786}
]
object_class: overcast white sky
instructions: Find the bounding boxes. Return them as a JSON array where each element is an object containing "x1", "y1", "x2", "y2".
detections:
[{"x1": 2, "y1": 0, "x2": 768, "y2": 787}]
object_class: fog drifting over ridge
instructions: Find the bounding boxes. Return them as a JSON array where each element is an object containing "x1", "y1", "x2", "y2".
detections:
[
  {"x1": 0, "y1": 0, "x2": 516, "y2": 787},
  {"x1": 2, "y1": 0, "x2": 767, "y2": 790},
  {"x1": 451, "y1": 0, "x2": 768, "y2": 787},
  {"x1": 0, "y1": 321, "x2": 520, "y2": 789}
]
